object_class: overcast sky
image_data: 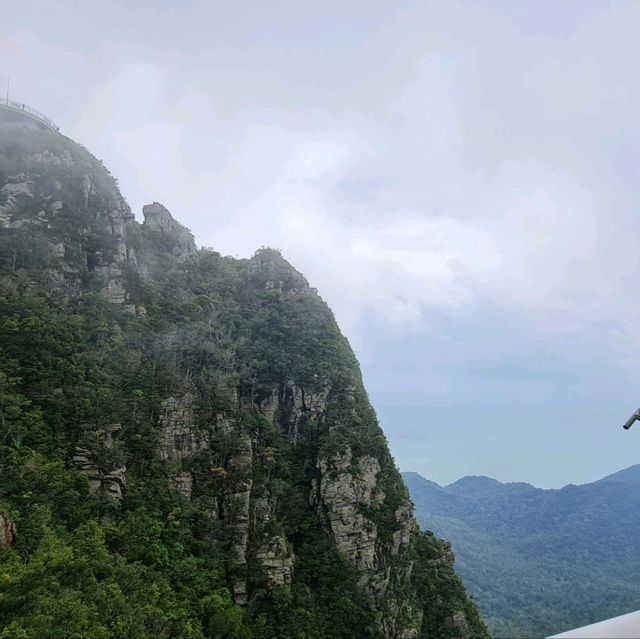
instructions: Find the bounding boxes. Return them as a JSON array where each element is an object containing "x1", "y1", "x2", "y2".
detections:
[{"x1": 4, "y1": 0, "x2": 640, "y2": 487}]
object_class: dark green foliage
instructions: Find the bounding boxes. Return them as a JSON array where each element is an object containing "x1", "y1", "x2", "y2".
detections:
[
  {"x1": 411, "y1": 531, "x2": 488, "y2": 639},
  {"x1": 249, "y1": 549, "x2": 376, "y2": 639},
  {"x1": 0, "y1": 126, "x2": 485, "y2": 638}
]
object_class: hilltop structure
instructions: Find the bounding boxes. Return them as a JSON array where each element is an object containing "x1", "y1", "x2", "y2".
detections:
[{"x1": 0, "y1": 99, "x2": 58, "y2": 132}]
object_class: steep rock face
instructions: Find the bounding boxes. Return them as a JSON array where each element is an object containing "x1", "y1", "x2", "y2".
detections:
[
  {"x1": 155, "y1": 394, "x2": 209, "y2": 498},
  {"x1": 310, "y1": 447, "x2": 424, "y2": 637},
  {"x1": 223, "y1": 429, "x2": 254, "y2": 605},
  {"x1": 0, "y1": 124, "x2": 489, "y2": 639},
  {"x1": 0, "y1": 174, "x2": 35, "y2": 220},
  {"x1": 443, "y1": 613, "x2": 472, "y2": 639},
  {"x1": 260, "y1": 383, "x2": 328, "y2": 441},
  {"x1": 0, "y1": 126, "x2": 135, "y2": 302},
  {"x1": 251, "y1": 494, "x2": 296, "y2": 589},
  {"x1": 254, "y1": 533, "x2": 295, "y2": 587},
  {"x1": 70, "y1": 446, "x2": 126, "y2": 501},
  {"x1": 142, "y1": 201, "x2": 196, "y2": 257},
  {"x1": 312, "y1": 448, "x2": 384, "y2": 572},
  {"x1": 426, "y1": 541, "x2": 455, "y2": 568}
]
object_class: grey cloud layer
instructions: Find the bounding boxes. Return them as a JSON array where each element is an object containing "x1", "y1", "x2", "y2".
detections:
[{"x1": 3, "y1": 0, "x2": 640, "y2": 485}]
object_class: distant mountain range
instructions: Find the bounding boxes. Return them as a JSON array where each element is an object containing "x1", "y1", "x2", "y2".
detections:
[{"x1": 403, "y1": 465, "x2": 640, "y2": 638}]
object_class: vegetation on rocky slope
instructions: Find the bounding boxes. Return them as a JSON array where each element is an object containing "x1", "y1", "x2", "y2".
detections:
[{"x1": 0, "y1": 124, "x2": 488, "y2": 639}]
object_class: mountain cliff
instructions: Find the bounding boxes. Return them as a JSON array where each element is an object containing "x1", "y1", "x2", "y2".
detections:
[
  {"x1": 0, "y1": 123, "x2": 487, "y2": 639},
  {"x1": 404, "y1": 469, "x2": 640, "y2": 638}
]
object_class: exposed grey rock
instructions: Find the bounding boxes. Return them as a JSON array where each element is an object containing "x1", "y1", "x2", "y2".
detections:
[
  {"x1": 48, "y1": 241, "x2": 65, "y2": 258},
  {"x1": 255, "y1": 533, "x2": 294, "y2": 586},
  {"x1": 70, "y1": 446, "x2": 126, "y2": 500},
  {"x1": 250, "y1": 494, "x2": 295, "y2": 586},
  {"x1": 103, "y1": 423, "x2": 121, "y2": 447},
  {"x1": 95, "y1": 263, "x2": 126, "y2": 304},
  {"x1": 71, "y1": 446, "x2": 103, "y2": 492},
  {"x1": 81, "y1": 173, "x2": 94, "y2": 207},
  {"x1": 311, "y1": 446, "x2": 425, "y2": 637},
  {"x1": 0, "y1": 176, "x2": 34, "y2": 223},
  {"x1": 426, "y1": 541, "x2": 455, "y2": 568},
  {"x1": 247, "y1": 248, "x2": 309, "y2": 294},
  {"x1": 379, "y1": 591, "x2": 423, "y2": 639},
  {"x1": 0, "y1": 160, "x2": 134, "y2": 304},
  {"x1": 312, "y1": 448, "x2": 384, "y2": 572},
  {"x1": 143, "y1": 201, "x2": 197, "y2": 257},
  {"x1": 156, "y1": 394, "x2": 208, "y2": 462},
  {"x1": 382, "y1": 605, "x2": 422, "y2": 639},
  {"x1": 260, "y1": 382, "x2": 327, "y2": 440},
  {"x1": 391, "y1": 501, "x2": 414, "y2": 557},
  {"x1": 156, "y1": 395, "x2": 210, "y2": 500},
  {"x1": 443, "y1": 611, "x2": 472, "y2": 639},
  {"x1": 103, "y1": 467, "x2": 127, "y2": 500},
  {"x1": 223, "y1": 432, "x2": 254, "y2": 605},
  {"x1": 30, "y1": 149, "x2": 73, "y2": 165}
]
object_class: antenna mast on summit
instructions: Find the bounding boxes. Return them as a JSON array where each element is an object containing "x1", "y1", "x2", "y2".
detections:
[{"x1": 5, "y1": 75, "x2": 9, "y2": 105}]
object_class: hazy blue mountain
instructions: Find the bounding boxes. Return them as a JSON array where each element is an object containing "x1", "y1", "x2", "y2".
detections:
[
  {"x1": 404, "y1": 468, "x2": 640, "y2": 638},
  {"x1": 598, "y1": 463, "x2": 640, "y2": 483}
]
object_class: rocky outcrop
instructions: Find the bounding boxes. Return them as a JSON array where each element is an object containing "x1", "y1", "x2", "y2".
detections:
[
  {"x1": 102, "y1": 467, "x2": 127, "y2": 500},
  {"x1": 260, "y1": 383, "x2": 327, "y2": 440},
  {"x1": 247, "y1": 248, "x2": 309, "y2": 294},
  {"x1": 426, "y1": 540, "x2": 455, "y2": 568},
  {"x1": 0, "y1": 513, "x2": 16, "y2": 550},
  {"x1": 218, "y1": 424, "x2": 254, "y2": 605},
  {"x1": 392, "y1": 501, "x2": 414, "y2": 557},
  {"x1": 443, "y1": 612, "x2": 472, "y2": 639},
  {"x1": 255, "y1": 533, "x2": 294, "y2": 587},
  {"x1": 0, "y1": 175, "x2": 35, "y2": 223},
  {"x1": 156, "y1": 394, "x2": 208, "y2": 463},
  {"x1": 311, "y1": 447, "x2": 425, "y2": 637},
  {"x1": 312, "y1": 448, "x2": 384, "y2": 572},
  {"x1": 155, "y1": 394, "x2": 209, "y2": 499},
  {"x1": 70, "y1": 447, "x2": 103, "y2": 492},
  {"x1": 85, "y1": 171, "x2": 135, "y2": 303},
  {"x1": 0, "y1": 144, "x2": 135, "y2": 304},
  {"x1": 250, "y1": 495, "x2": 295, "y2": 587},
  {"x1": 383, "y1": 606, "x2": 421, "y2": 639},
  {"x1": 29, "y1": 149, "x2": 73, "y2": 166},
  {"x1": 143, "y1": 202, "x2": 196, "y2": 257},
  {"x1": 70, "y1": 447, "x2": 126, "y2": 500}
]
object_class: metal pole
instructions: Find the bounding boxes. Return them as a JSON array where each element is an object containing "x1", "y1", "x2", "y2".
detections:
[{"x1": 5, "y1": 75, "x2": 9, "y2": 105}]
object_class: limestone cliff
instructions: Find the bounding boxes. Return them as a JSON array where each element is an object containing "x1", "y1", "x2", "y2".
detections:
[
  {"x1": 0, "y1": 123, "x2": 489, "y2": 639},
  {"x1": 142, "y1": 201, "x2": 197, "y2": 257}
]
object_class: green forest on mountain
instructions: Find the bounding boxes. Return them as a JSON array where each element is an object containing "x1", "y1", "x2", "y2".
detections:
[{"x1": 0, "y1": 124, "x2": 487, "y2": 639}]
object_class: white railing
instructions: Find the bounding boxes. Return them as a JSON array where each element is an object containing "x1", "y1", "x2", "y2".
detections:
[
  {"x1": 1, "y1": 99, "x2": 58, "y2": 131},
  {"x1": 548, "y1": 609, "x2": 640, "y2": 638}
]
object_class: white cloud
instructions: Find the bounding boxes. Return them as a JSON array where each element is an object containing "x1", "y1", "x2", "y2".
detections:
[{"x1": 4, "y1": 3, "x2": 640, "y2": 358}]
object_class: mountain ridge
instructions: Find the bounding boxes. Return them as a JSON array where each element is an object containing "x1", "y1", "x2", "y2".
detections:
[
  {"x1": 597, "y1": 463, "x2": 640, "y2": 484},
  {"x1": 404, "y1": 466, "x2": 640, "y2": 638},
  {"x1": 0, "y1": 122, "x2": 487, "y2": 639}
]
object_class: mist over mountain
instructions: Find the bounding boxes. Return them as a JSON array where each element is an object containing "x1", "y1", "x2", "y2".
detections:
[
  {"x1": 404, "y1": 467, "x2": 640, "y2": 638},
  {"x1": 0, "y1": 120, "x2": 488, "y2": 638}
]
